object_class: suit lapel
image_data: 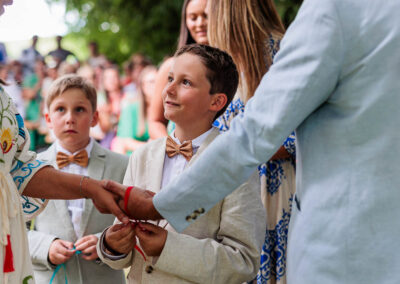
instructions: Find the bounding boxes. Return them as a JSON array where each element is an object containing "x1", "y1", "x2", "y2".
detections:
[
  {"x1": 80, "y1": 142, "x2": 106, "y2": 237},
  {"x1": 41, "y1": 144, "x2": 77, "y2": 240},
  {"x1": 146, "y1": 138, "x2": 166, "y2": 194}
]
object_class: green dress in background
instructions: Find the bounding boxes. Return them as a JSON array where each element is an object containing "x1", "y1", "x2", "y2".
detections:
[{"x1": 117, "y1": 102, "x2": 149, "y2": 154}]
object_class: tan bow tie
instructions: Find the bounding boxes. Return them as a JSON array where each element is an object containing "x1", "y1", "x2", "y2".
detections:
[
  {"x1": 56, "y1": 149, "x2": 89, "y2": 169},
  {"x1": 166, "y1": 136, "x2": 193, "y2": 161}
]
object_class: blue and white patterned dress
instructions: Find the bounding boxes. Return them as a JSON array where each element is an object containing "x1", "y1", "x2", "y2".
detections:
[{"x1": 213, "y1": 37, "x2": 296, "y2": 284}]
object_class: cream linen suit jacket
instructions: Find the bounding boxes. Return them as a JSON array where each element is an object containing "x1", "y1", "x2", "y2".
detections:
[
  {"x1": 99, "y1": 128, "x2": 266, "y2": 284},
  {"x1": 153, "y1": 0, "x2": 400, "y2": 283},
  {"x1": 28, "y1": 141, "x2": 128, "y2": 284}
]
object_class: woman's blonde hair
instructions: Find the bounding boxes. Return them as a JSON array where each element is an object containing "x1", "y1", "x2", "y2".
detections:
[{"x1": 208, "y1": 0, "x2": 285, "y2": 102}]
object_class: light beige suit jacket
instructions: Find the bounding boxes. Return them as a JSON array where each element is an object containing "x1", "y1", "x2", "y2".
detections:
[
  {"x1": 99, "y1": 128, "x2": 266, "y2": 284},
  {"x1": 28, "y1": 141, "x2": 128, "y2": 284}
]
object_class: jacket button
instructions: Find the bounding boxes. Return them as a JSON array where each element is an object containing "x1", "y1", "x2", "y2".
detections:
[
  {"x1": 198, "y1": 208, "x2": 205, "y2": 214},
  {"x1": 185, "y1": 215, "x2": 192, "y2": 222},
  {"x1": 191, "y1": 213, "x2": 197, "y2": 220},
  {"x1": 145, "y1": 265, "x2": 153, "y2": 274}
]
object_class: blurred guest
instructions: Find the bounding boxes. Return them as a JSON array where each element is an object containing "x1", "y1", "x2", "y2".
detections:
[
  {"x1": 112, "y1": 65, "x2": 157, "y2": 154},
  {"x1": 48, "y1": 35, "x2": 78, "y2": 68},
  {"x1": 19, "y1": 35, "x2": 43, "y2": 77},
  {"x1": 96, "y1": 66, "x2": 124, "y2": 149},
  {"x1": 87, "y1": 41, "x2": 107, "y2": 69},
  {"x1": 0, "y1": 63, "x2": 25, "y2": 117},
  {"x1": 122, "y1": 53, "x2": 152, "y2": 96},
  {"x1": 0, "y1": 42, "x2": 7, "y2": 64},
  {"x1": 22, "y1": 59, "x2": 48, "y2": 151}
]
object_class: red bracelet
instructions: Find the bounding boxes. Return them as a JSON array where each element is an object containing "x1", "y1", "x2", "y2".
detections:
[{"x1": 124, "y1": 186, "x2": 133, "y2": 213}]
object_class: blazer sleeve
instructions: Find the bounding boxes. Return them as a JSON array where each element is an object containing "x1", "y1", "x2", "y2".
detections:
[
  {"x1": 96, "y1": 228, "x2": 134, "y2": 270},
  {"x1": 27, "y1": 229, "x2": 58, "y2": 270},
  {"x1": 153, "y1": 0, "x2": 345, "y2": 232},
  {"x1": 154, "y1": 171, "x2": 266, "y2": 283},
  {"x1": 97, "y1": 152, "x2": 139, "y2": 269}
]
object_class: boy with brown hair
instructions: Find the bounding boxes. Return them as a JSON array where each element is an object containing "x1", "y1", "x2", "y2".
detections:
[
  {"x1": 97, "y1": 44, "x2": 266, "y2": 283},
  {"x1": 28, "y1": 74, "x2": 128, "y2": 284}
]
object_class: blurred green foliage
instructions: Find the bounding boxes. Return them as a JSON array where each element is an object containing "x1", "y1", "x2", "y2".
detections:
[{"x1": 47, "y1": 0, "x2": 302, "y2": 66}]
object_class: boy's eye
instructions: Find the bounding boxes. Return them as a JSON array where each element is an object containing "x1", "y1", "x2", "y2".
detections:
[
  {"x1": 167, "y1": 76, "x2": 173, "y2": 83},
  {"x1": 183, "y1": 79, "x2": 191, "y2": 86},
  {"x1": 76, "y1": 107, "x2": 85, "y2": 112},
  {"x1": 56, "y1": 107, "x2": 65, "y2": 112}
]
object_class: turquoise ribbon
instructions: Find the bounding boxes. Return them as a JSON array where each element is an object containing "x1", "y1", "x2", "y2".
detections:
[{"x1": 49, "y1": 247, "x2": 82, "y2": 284}]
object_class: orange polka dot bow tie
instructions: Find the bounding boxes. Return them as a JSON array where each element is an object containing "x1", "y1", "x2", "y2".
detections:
[
  {"x1": 56, "y1": 149, "x2": 89, "y2": 169},
  {"x1": 165, "y1": 136, "x2": 193, "y2": 161}
]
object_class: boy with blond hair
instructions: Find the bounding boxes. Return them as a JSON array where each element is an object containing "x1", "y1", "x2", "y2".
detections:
[
  {"x1": 28, "y1": 74, "x2": 128, "y2": 284},
  {"x1": 97, "y1": 44, "x2": 266, "y2": 283}
]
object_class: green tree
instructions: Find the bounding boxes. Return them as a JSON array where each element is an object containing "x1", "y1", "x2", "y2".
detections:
[{"x1": 48, "y1": 0, "x2": 302, "y2": 65}]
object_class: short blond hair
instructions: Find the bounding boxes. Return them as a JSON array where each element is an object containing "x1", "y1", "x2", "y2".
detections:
[{"x1": 46, "y1": 74, "x2": 97, "y2": 112}]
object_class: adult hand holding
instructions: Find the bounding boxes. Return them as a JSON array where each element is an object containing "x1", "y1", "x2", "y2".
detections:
[
  {"x1": 82, "y1": 177, "x2": 129, "y2": 224},
  {"x1": 103, "y1": 180, "x2": 162, "y2": 220}
]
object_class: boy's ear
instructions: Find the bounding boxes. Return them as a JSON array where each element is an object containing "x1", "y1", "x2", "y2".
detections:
[
  {"x1": 209, "y1": 93, "x2": 228, "y2": 112},
  {"x1": 91, "y1": 110, "x2": 99, "y2": 127},
  {"x1": 44, "y1": 113, "x2": 53, "y2": 129}
]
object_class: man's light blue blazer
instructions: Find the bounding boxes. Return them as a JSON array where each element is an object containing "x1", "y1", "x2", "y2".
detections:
[{"x1": 153, "y1": 0, "x2": 400, "y2": 283}]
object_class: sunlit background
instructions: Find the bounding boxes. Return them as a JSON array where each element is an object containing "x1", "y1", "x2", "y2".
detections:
[{"x1": 0, "y1": 0, "x2": 73, "y2": 59}]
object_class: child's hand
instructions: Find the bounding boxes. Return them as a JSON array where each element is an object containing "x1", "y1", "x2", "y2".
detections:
[
  {"x1": 134, "y1": 223, "x2": 167, "y2": 257},
  {"x1": 74, "y1": 234, "x2": 99, "y2": 261},
  {"x1": 105, "y1": 223, "x2": 136, "y2": 255},
  {"x1": 48, "y1": 239, "x2": 75, "y2": 265}
]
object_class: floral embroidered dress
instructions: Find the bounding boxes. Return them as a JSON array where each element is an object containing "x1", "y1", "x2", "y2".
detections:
[
  {"x1": 0, "y1": 86, "x2": 48, "y2": 284},
  {"x1": 213, "y1": 37, "x2": 296, "y2": 284}
]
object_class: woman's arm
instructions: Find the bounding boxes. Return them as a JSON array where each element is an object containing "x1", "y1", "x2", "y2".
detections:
[{"x1": 23, "y1": 166, "x2": 128, "y2": 223}]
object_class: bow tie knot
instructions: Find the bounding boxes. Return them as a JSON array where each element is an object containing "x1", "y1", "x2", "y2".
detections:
[
  {"x1": 56, "y1": 149, "x2": 89, "y2": 169},
  {"x1": 166, "y1": 136, "x2": 193, "y2": 161}
]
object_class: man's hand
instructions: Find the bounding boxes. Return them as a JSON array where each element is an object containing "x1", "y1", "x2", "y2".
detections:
[
  {"x1": 83, "y1": 178, "x2": 129, "y2": 224},
  {"x1": 48, "y1": 239, "x2": 75, "y2": 265},
  {"x1": 74, "y1": 235, "x2": 99, "y2": 261},
  {"x1": 134, "y1": 223, "x2": 167, "y2": 257},
  {"x1": 103, "y1": 180, "x2": 162, "y2": 220},
  {"x1": 105, "y1": 223, "x2": 137, "y2": 255}
]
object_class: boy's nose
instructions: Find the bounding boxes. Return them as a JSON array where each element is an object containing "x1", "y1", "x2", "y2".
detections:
[
  {"x1": 165, "y1": 82, "x2": 176, "y2": 96},
  {"x1": 65, "y1": 112, "x2": 76, "y2": 123}
]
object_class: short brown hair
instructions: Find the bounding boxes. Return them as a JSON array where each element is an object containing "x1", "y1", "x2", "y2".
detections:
[
  {"x1": 46, "y1": 74, "x2": 97, "y2": 112},
  {"x1": 175, "y1": 44, "x2": 239, "y2": 120}
]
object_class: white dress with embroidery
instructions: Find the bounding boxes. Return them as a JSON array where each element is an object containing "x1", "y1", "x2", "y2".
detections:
[{"x1": 0, "y1": 86, "x2": 48, "y2": 284}]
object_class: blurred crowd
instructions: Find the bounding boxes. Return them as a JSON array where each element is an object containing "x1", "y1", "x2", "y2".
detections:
[{"x1": 0, "y1": 35, "x2": 157, "y2": 154}]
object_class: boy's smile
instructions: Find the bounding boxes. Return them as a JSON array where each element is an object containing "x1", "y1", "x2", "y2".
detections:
[{"x1": 46, "y1": 88, "x2": 98, "y2": 153}]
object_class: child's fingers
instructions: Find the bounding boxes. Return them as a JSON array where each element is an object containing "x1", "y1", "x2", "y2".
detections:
[
  {"x1": 75, "y1": 235, "x2": 98, "y2": 251},
  {"x1": 80, "y1": 245, "x2": 98, "y2": 260},
  {"x1": 58, "y1": 239, "x2": 74, "y2": 250}
]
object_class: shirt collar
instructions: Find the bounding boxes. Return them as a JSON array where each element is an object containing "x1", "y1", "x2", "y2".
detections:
[
  {"x1": 171, "y1": 127, "x2": 214, "y2": 149},
  {"x1": 56, "y1": 137, "x2": 94, "y2": 158}
]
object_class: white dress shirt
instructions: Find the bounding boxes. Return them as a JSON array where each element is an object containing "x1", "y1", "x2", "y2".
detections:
[
  {"x1": 161, "y1": 128, "x2": 213, "y2": 189},
  {"x1": 55, "y1": 138, "x2": 94, "y2": 238}
]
